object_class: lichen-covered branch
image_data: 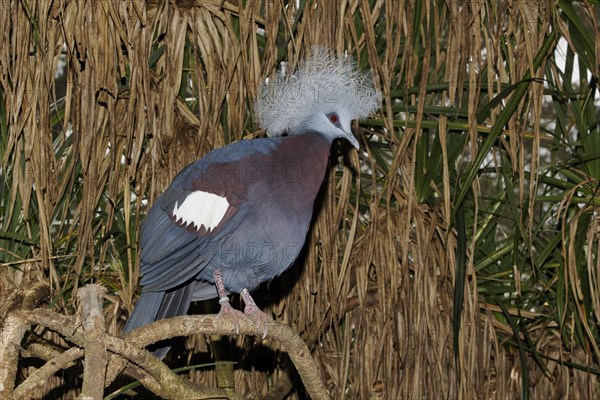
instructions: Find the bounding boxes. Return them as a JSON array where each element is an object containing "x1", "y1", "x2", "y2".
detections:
[
  {"x1": 0, "y1": 284, "x2": 329, "y2": 399},
  {"x1": 0, "y1": 314, "x2": 30, "y2": 398},
  {"x1": 12, "y1": 308, "x2": 231, "y2": 399},
  {"x1": 77, "y1": 284, "x2": 107, "y2": 400},
  {"x1": 13, "y1": 347, "x2": 84, "y2": 400},
  {"x1": 124, "y1": 314, "x2": 330, "y2": 400}
]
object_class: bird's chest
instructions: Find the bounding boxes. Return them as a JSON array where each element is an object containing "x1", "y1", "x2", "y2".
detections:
[
  {"x1": 252, "y1": 135, "x2": 330, "y2": 213},
  {"x1": 206, "y1": 136, "x2": 330, "y2": 289},
  {"x1": 241, "y1": 153, "x2": 327, "y2": 240},
  {"x1": 250, "y1": 163, "x2": 326, "y2": 212}
]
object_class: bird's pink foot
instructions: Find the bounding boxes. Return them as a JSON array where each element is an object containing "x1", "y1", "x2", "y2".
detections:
[
  {"x1": 241, "y1": 288, "x2": 274, "y2": 338},
  {"x1": 216, "y1": 296, "x2": 246, "y2": 334},
  {"x1": 214, "y1": 270, "x2": 246, "y2": 333}
]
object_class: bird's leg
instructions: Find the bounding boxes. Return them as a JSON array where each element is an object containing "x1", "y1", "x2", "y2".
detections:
[
  {"x1": 213, "y1": 269, "x2": 230, "y2": 302},
  {"x1": 213, "y1": 270, "x2": 245, "y2": 333},
  {"x1": 240, "y1": 288, "x2": 274, "y2": 338}
]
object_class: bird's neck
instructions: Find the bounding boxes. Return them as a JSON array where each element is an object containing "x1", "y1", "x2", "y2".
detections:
[{"x1": 270, "y1": 132, "x2": 332, "y2": 209}]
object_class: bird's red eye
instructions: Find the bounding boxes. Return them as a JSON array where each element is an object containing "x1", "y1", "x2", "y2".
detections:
[{"x1": 329, "y1": 114, "x2": 338, "y2": 123}]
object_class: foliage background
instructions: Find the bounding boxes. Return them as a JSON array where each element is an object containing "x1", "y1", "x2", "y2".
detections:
[{"x1": 1, "y1": 0, "x2": 599, "y2": 398}]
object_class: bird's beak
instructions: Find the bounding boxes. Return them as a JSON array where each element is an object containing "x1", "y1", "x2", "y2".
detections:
[
  {"x1": 346, "y1": 131, "x2": 360, "y2": 150},
  {"x1": 342, "y1": 122, "x2": 360, "y2": 149}
]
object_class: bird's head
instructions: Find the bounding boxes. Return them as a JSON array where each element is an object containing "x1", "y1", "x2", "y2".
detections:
[{"x1": 255, "y1": 47, "x2": 380, "y2": 149}]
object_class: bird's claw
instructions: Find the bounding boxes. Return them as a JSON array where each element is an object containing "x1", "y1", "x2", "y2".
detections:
[{"x1": 244, "y1": 307, "x2": 273, "y2": 339}]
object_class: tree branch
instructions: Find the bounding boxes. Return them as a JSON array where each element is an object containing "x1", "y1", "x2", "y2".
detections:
[
  {"x1": 0, "y1": 314, "x2": 29, "y2": 398},
  {"x1": 77, "y1": 284, "x2": 107, "y2": 400},
  {"x1": 1, "y1": 283, "x2": 330, "y2": 399},
  {"x1": 13, "y1": 347, "x2": 84, "y2": 400},
  {"x1": 11, "y1": 308, "x2": 237, "y2": 399},
  {"x1": 124, "y1": 314, "x2": 330, "y2": 400}
]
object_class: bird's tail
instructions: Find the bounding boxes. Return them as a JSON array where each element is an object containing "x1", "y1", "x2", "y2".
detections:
[
  {"x1": 123, "y1": 284, "x2": 195, "y2": 359},
  {"x1": 123, "y1": 291, "x2": 164, "y2": 334}
]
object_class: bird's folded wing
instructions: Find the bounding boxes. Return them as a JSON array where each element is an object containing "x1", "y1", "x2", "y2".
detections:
[{"x1": 136, "y1": 144, "x2": 266, "y2": 292}]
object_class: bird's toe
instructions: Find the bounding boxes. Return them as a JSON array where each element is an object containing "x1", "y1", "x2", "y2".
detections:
[
  {"x1": 240, "y1": 288, "x2": 275, "y2": 338},
  {"x1": 216, "y1": 298, "x2": 247, "y2": 334},
  {"x1": 244, "y1": 307, "x2": 274, "y2": 339}
]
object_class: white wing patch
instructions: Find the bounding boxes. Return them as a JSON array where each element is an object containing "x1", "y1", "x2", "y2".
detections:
[{"x1": 172, "y1": 191, "x2": 230, "y2": 232}]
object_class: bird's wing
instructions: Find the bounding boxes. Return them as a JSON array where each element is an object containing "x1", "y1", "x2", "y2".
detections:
[{"x1": 138, "y1": 138, "x2": 281, "y2": 292}]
